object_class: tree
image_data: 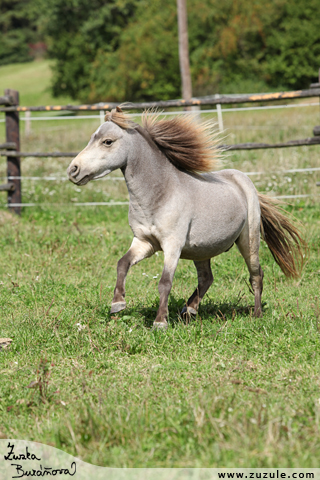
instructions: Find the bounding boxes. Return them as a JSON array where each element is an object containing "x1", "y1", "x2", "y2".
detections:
[
  {"x1": 263, "y1": 0, "x2": 320, "y2": 89},
  {"x1": 88, "y1": 0, "x2": 180, "y2": 102},
  {"x1": 0, "y1": 0, "x2": 43, "y2": 65},
  {"x1": 41, "y1": 0, "x2": 138, "y2": 101}
]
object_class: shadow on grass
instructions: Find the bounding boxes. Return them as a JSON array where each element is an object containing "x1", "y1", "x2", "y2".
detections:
[{"x1": 106, "y1": 295, "x2": 264, "y2": 329}]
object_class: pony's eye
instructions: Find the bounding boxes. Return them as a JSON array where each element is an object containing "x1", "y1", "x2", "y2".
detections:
[{"x1": 103, "y1": 139, "x2": 113, "y2": 146}]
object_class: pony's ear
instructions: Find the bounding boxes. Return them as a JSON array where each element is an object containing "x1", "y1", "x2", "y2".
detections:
[
  {"x1": 104, "y1": 108, "x2": 136, "y2": 130},
  {"x1": 104, "y1": 107, "x2": 122, "y2": 121}
]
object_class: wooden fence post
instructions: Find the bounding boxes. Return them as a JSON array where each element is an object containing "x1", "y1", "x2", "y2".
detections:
[
  {"x1": 177, "y1": 0, "x2": 192, "y2": 104},
  {"x1": 5, "y1": 89, "x2": 21, "y2": 214}
]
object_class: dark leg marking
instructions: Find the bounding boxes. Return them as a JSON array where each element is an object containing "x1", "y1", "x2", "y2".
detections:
[
  {"x1": 250, "y1": 264, "x2": 264, "y2": 318},
  {"x1": 111, "y1": 251, "x2": 133, "y2": 313},
  {"x1": 181, "y1": 259, "x2": 213, "y2": 317}
]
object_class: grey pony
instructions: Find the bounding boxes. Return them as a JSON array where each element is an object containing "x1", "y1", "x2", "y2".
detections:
[{"x1": 67, "y1": 110, "x2": 303, "y2": 329}]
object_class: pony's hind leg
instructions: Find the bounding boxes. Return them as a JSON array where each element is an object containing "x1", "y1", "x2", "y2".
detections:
[
  {"x1": 181, "y1": 259, "x2": 213, "y2": 317},
  {"x1": 236, "y1": 223, "x2": 264, "y2": 318},
  {"x1": 111, "y1": 237, "x2": 154, "y2": 314}
]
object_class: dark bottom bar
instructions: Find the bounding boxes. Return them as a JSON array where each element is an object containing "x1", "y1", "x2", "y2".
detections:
[{"x1": 0, "y1": 137, "x2": 320, "y2": 157}]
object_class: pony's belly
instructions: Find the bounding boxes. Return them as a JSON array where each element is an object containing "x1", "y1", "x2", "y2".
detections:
[
  {"x1": 180, "y1": 238, "x2": 237, "y2": 261},
  {"x1": 180, "y1": 215, "x2": 245, "y2": 260}
]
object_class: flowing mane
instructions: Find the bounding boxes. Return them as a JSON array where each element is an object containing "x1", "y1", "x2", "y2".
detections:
[
  {"x1": 141, "y1": 111, "x2": 220, "y2": 173},
  {"x1": 105, "y1": 107, "x2": 220, "y2": 173}
]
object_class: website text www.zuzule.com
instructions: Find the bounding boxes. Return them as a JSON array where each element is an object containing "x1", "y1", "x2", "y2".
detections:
[{"x1": 218, "y1": 473, "x2": 315, "y2": 479}]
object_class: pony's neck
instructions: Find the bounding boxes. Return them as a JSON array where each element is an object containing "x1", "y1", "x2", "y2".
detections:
[{"x1": 122, "y1": 127, "x2": 177, "y2": 208}]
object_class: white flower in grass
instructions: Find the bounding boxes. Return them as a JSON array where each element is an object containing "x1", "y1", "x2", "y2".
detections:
[{"x1": 75, "y1": 322, "x2": 86, "y2": 332}]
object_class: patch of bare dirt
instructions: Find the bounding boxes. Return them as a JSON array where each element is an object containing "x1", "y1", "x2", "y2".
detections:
[{"x1": 0, "y1": 211, "x2": 18, "y2": 225}]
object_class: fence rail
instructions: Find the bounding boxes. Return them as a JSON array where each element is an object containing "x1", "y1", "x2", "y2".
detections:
[
  {"x1": 1, "y1": 136, "x2": 320, "y2": 158},
  {"x1": 0, "y1": 95, "x2": 14, "y2": 106},
  {"x1": 0, "y1": 142, "x2": 16, "y2": 150},
  {"x1": 1, "y1": 88, "x2": 320, "y2": 112}
]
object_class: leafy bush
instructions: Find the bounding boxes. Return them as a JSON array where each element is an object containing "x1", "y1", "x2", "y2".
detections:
[{"x1": 2, "y1": 0, "x2": 320, "y2": 100}]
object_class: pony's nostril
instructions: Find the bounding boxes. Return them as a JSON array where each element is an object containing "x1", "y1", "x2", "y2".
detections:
[{"x1": 70, "y1": 165, "x2": 79, "y2": 177}]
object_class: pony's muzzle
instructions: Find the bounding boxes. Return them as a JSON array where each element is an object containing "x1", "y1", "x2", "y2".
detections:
[
  {"x1": 67, "y1": 162, "x2": 93, "y2": 185},
  {"x1": 68, "y1": 164, "x2": 79, "y2": 179},
  {"x1": 67, "y1": 162, "x2": 86, "y2": 184}
]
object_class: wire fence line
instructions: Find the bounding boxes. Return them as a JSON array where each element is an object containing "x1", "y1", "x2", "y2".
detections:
[
  {"x1": 0, "y1": 202, "x2": 130, "y2": 208},
  {"x1": 1, "y1": 169, "x2": 319, "y2": 208},
  {"x1": 244, "y1": 167, "x2": 320, "y2": 176},
  {"x1": 5, "y1": 176, "x2": 124, "y2": 181},
  {"x1": 1, "y1": 166, "x2": 320, "y2": 182},
  {"x1": 1, "y1": 166, "x2": 319, "y2": 208},
  {"x1": 1, "y1": 193, "x2": 319, "y2": 209}
]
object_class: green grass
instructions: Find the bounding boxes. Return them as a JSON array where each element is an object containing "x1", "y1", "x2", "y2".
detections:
[
  {"x1": 0, "y1": 203, "x2": 319, "y2": 467},
  {"x1": 0, "y1": 60, "x2": 74, "y2": 106},
  {"x1": 0, "y1": 65, "x2": 320, "y2": 467}
]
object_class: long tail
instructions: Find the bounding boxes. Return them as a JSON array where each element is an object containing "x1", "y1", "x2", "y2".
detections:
[{"x1": 258, "y1": 193, "x2": 306, "y2": 278}]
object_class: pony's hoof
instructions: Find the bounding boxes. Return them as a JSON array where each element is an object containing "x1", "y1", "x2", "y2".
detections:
[
  {"x1": 181, "y1": 306, "x2": 197, "y2": 316},
  {"x1": 110, "y1": 301, "x2": 126, "y2": 314},
  {"x1": 152, "y1": 321, "x2": 168, "y2": 330}
]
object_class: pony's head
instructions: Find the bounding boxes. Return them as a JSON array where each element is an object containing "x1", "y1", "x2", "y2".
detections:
[{"x1": 67, "y1": 107, "x2": 135, "y2": 185}]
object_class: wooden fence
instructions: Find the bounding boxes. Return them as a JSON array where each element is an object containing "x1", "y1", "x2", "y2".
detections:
[{"x1": 1, "y1": 82, "x2": 320, "y2": 214}]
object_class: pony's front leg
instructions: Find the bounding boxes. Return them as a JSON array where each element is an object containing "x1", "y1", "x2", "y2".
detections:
[
  {"x1": 154, "y1": 247, "x2": 181, "y2": 329},
  {"x1": 111, "y1": 237, "x2": 154, "y2": 314}
]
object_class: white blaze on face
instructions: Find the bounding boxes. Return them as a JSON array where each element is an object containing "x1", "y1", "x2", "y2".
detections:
[{"x1": 94, "y1": 123, "x2": 104, "y2": 136}]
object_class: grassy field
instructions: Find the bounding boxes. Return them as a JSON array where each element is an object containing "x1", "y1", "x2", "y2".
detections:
[
  {"x1": 0, "y1": 60, "x2": 74, "y2": 106},
  {"x1": 0, "y1": 65, "x2": 320, "y2": 467},
  {"x1": 0, "y1": 201, "x2": 319, "y2": 468}
]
